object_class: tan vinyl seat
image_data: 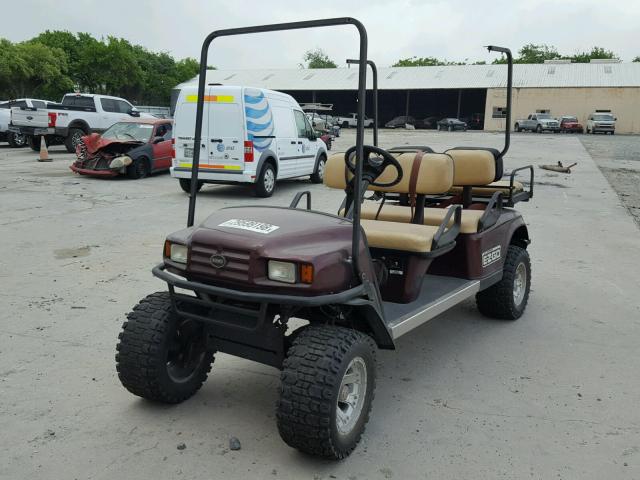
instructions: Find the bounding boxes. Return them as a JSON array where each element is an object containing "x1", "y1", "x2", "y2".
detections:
[
  {"x1": 449, "y1": 180, "x2": 524, "y2": 197},
  {"x1": 357, "y1": 203, "x2": 485, "y2": 234},
  {"x1": 360, "y1": 219, "x2": 439, "y2": 253}
]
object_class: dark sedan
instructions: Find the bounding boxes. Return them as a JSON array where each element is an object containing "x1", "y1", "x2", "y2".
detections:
[
  {"x1": 437, "y1": 118, "x2": 467, "y2": 132},
  {"x1": 385, "y1": 116, "x2": 417, "y2": 129}
]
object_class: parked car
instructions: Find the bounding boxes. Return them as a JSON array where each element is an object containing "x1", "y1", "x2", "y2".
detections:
[
  {"x1": 559, "y1": 116, "x2": 584, "y2": 133},
  {"x1": 9, "y1": 93, "x2": 152, "y2": 153},
  {"x1": 586, "y1": 112, "x2": 616, "y2": 135},
  {"x1": 172, "y1": 85, "x2": 328, "y2": 197},
  {"x1": 514, "y1": 113, "x2": 560, "y2": 133},
  {"x1": 461, "y1": 113, "x2": 484, "y2": 130},
  {"x1": 437, "y1": 118, "x2": 467, "y2": 131},
  {"x1": 335, "y1": 112, "x2": 374, "y2": 128},
  {"x1": 70, "y1": 118, "x2": 173, "y2": 178},
  {"x1": 0, "y1": 98, "x2": 53, "y2": 147},
  {"x1": 420, "y1": 116, "x2": 439, "y2": 129},
  {"x1": 385, "y1": 116, "x2": 417, "y2": 129}
]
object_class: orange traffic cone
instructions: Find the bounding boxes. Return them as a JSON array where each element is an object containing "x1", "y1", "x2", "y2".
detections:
[{"x1": 37, "y1": 136, "x2": 52, "y2": 162}]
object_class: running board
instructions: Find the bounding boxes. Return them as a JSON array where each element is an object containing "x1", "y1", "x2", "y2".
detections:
[{"x1": 383, "y1": 275, "x2": 481, "y2": 339}]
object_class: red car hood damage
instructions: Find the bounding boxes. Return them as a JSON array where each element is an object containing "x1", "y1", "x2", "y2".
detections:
[{"x1": 81, "y1": 133, "x2": 141, "y2": 154}]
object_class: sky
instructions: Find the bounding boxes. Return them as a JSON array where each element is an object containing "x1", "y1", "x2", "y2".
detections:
[{"x1": 4, "y1": 0, "x2": 640, "y2": 68}]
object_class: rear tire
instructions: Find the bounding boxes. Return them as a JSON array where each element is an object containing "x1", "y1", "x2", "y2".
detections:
[
  {"x1": 514, "y1": 123, "x2": 520, "y2": 132},
  {"x1": 476, "y1": 245, "x2": 531, "y2": 320},
  {"x1": 310, "y1": 155, "x2": 326, "y2": 184},
  {"x1": 65, "y1": 128, "x2": 85, "y2": 153},
  {"x1": 179, "y1": 178, "x2": 203, "y2": 194},
  {"x1": 116, "y1": 292, "x2": 214, "y2": 404},
  {"x1": 536, "y1": 125, "x2": 542, "y2": 133},
  {"x1": 27, "y1": 135, "x2": 42, "y2": 152},
  {"x1": 127, "y1": 157, "x2": 150, "y2": 179},
  {"x1": 277, "y1": 325, "x2": 376, "y2": 459},
  {"x1": 7, "y1": 132, "x2": 26, "y2": 148},
  {"x1": 255, "y1": 162, "x2": 276, "y2": 197}
]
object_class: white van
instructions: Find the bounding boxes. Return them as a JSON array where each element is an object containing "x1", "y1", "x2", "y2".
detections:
[{"x1": 172, "y1": 86, "x2": 328, "y2": 197}]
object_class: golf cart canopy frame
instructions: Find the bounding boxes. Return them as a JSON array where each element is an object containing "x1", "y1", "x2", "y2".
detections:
[{"x1": 186, "y1": 17, "x2": 369, "y2": 277}]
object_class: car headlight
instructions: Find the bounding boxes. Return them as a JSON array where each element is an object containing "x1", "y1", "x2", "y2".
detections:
[
  {"x1": 268, "y1": 260, "x2": 296, "y2": 284},
  {"x1": 164, "y1": 241, "x2": 188, "y2": 265}
]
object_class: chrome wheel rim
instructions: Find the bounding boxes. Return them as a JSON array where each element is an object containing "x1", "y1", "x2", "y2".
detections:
[
  {"x1": 513, "y1": 262, "x2": 527, "y2": 306},
  {"x1": 336, "y1": 357, "x2": 367, "y2": 436},
  {"x1": 264, "y1": 168, "x2": 275, "y2": 192},
  {"x1": 14, "y1": 133, "x2": 26, "y2": 147},
  {"x1": 72, "y1": 132, "x2": 83, "y2": 149}
]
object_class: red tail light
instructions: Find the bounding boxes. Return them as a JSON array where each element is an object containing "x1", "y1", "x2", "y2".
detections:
[
  {"x1": 244, "y1": 140, "x2": 254, "y2": 162},
  {"x1": 48, "y1": 112, "x2": 57, "y2": 128},
  {"x1": 171, "y1": 138, "x2": 175, "y2": 159}
]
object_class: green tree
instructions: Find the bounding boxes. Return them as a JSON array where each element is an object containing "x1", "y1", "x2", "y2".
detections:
[
  {"x1": 0, "y1": 39, "x2": 30, "y2": 98},
  {"x1": 633, "y1": 56, "x2": 640, "y2": 62},
  {"x1": 302, "y1": 48, "x2": 337, "y2": 68},
  {"x1": 392, "y1": 56, "x2": 465, "y2": 67},
  {"x1": 493, "y1": 44, "x2": 560, "y2": 64},
  {"x1": 571, "y1": 46, "x2": 618, "y2": 63}
]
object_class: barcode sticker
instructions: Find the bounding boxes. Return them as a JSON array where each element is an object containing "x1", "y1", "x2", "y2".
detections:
[{"x1": 218, "y1": 219, "x2": 279, "y2": 234}]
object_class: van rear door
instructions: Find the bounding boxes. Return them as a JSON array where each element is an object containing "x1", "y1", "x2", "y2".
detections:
[{"x1": 204, "y1": 88, "x2": 243, "y2": 173}]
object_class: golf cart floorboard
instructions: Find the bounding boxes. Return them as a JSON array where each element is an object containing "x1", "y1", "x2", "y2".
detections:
[{"x1": 383, "y1": 275, "x2": 480, "y2": 340}]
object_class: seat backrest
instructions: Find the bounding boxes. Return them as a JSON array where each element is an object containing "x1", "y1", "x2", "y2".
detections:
[
  {"x1": 444, "y1": 147, "x2": 503, "y2": 185},
  {"x1": 324, "y1": 151, "x2": 454, "y2": 195}
]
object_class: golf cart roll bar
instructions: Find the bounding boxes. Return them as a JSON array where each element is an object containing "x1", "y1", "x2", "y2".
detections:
[
  {"x1": 347, "y1": 58, "x2": 378, "y2": 146},
  {"x1": 187, "y1": 17, "x2": 369, "y2": 277},
  {"x1": 486, "y1": 45, "x2": 512, "y2": 158}
]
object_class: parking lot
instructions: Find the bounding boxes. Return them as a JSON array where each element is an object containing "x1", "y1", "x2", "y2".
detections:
[{"x1": 1, "y1": 130, "x2": 639, "y2": 479}]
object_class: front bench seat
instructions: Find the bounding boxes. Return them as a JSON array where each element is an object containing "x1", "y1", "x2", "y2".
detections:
[{"x1": 324, "y1": 151, "x2": 457, "y2": 252}]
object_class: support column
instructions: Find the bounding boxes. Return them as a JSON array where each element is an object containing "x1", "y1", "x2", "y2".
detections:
[
  {"x1": 456, "y1": 89, "x2": 462, "y2": 118},
  {"x1": 405, "y1": 90, "x2": 411, "y2": 117}
]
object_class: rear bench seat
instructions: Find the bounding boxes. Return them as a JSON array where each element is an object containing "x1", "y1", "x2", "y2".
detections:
[
  {"x1": 353, "y1": 148, "x2": 501, "y2": 233},
  {"x1": 324, "y1": 152, "x2": 456, "y2": 253}
]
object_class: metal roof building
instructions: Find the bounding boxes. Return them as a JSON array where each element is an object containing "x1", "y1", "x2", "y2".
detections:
[{"x1": 174, "y1": 62, "x2": 640, "y2": 133}]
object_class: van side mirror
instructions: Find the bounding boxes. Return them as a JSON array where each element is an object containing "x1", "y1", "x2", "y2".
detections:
[{"x1": 128, "y1": 108, "x2": 140, "y2": 117}]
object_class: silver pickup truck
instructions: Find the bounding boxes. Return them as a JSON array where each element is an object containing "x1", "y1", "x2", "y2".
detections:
[{"x1": 514, "y1": 113, "x2": 560, "y2": 133}]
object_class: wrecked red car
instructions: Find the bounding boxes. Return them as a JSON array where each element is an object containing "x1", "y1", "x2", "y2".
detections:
[{"x1": 70, "y1": 118, "x2": 173, "y2": 178}]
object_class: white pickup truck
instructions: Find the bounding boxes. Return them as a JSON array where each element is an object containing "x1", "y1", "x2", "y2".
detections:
[
  {"x1": 1, "y1": 98, "x2": 52, "y2": 147},
  {"x1": 334, "y1": 112, "x2": 374, "y2": 128},
  {"x1": 9, "y1": 93, "x2": 150, "y2": 152}
]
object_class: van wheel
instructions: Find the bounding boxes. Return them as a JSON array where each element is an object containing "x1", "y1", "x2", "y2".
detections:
[
  {"x1": 277, "y1": 325, "x2": 376, "y2": 459},
  {"x1": 476, "y1": 245, "x2": 531, "y2": 320},
  {"x1": 179, "y1": 178, "x2": 203, "y2": 194},
  {"x1": 310, "y1": 155, "x2": 326, "y2": 184},
  {"x1": 255, "y1": 163, "x2": 276, "y2": 197},
  {"x1": 65, "y1": 128, "x2": 86, "y2": 153},
  {"x1": 341, "y1": 121, "x2": 349, "y2": 128}
]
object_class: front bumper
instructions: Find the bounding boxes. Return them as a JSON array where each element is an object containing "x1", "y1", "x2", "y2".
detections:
[
  {"x1": 69, "y1": 164, "x2": 119, "y2": 177},
  {"x1": 171, "y1": 166, "x2": 255, "y2": 183},
  {"x1": 153, "y1": 263, "x2": 365, "y2": 307}
]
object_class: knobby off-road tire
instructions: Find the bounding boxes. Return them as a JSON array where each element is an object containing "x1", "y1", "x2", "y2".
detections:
[
  {"x1": 116, "y1": 292, "x2": 214, "y2": 403},
  {"x1": 476, "y1": 245, "x2": 531, "y2": 320},
  {"x1": 277, "y1": 325, "x2": 377, "y2": 459}
]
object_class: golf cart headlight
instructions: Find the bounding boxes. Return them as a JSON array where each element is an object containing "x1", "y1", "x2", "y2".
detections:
[
  {"x1": 268, "y1": 260, "x2": 296, "y2": 284},
  {"x1": 164, "y1": 241, "x2": 188, "y2": 264}
]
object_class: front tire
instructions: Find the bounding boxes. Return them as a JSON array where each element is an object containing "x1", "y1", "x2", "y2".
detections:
[
  {"x1": 116, "y1": 292, "x2": 214, "y2": 403},
  {"x1": 179, "y1": 178, "x2": 203, "y2": 194},
  {"x1": 255, "y1": 162, "x2": 276, "y2": 197},
  {"x1": 536, "y1": 125, "x2": 542, "y2": 133},
  {"x1": 476, "y1": 245, "x2": 531, "y2": 320},
  {"x1": 310, "y1": 155, "x2": 326, "y2": 184},
  {"x1": 65, "y1": 128, "x2": 86, "y2": 153},
  {"x1": 277, "y1": 326, "x2": 376, "y2": 459},
  {"x1": 514, "y1": 123, "x2": 520, "y2": 132},
  {"x1": 127, "y1": 157, "x2": 150, "y2": 179}
]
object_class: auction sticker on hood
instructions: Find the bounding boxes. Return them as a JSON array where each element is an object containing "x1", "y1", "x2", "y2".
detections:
[{"x1": 218, "y1": 219, "x2": 279, "y2": 234}]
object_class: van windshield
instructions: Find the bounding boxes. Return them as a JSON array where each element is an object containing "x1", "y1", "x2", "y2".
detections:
[
  {"x1": 102, "y1": 122, "x2": 153, "y2": 142},
  {"x1": 593, "y1": 114, "x2": 614, "y2": 121}
]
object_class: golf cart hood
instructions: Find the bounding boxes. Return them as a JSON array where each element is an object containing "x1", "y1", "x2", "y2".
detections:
[{"x1": 168, "y1": 206, "x2": 364, "y2": 295}]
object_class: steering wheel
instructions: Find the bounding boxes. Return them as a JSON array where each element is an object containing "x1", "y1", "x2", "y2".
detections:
[{"x1": 344, "y1": 145, "x2": 403, "y2": 188}]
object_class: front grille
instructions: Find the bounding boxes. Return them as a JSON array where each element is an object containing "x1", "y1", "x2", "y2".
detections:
[{"x1": 189, "y1": 244, "x2": 252, "y2": 282}]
